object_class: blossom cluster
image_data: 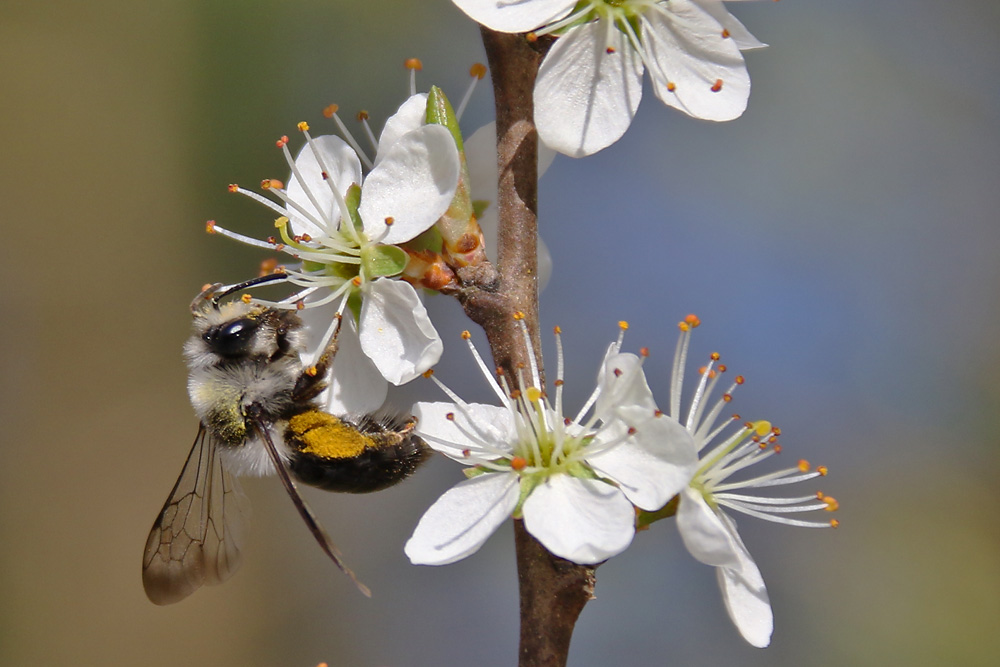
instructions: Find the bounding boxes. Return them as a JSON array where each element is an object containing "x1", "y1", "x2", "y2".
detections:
[
  {"x1": 187, "y1": 0, "x2": 836, "y2": 650},
  {"x1": 404, "y1": 314, "x2": 837, "y2": 647}
]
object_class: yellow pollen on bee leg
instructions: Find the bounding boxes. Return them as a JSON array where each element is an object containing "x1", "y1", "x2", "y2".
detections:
[{"x1": 306, "y1": 366, "x2": 318, "y2": 377}]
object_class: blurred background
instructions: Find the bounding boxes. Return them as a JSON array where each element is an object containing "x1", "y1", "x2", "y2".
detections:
[{"x1": 1, "y1": 0, "x2": 997, "y2": 665}]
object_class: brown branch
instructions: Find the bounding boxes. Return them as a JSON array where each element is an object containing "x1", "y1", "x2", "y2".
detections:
[{"x1": 455, "y1": 27, "x2": 595, "y2": 667}]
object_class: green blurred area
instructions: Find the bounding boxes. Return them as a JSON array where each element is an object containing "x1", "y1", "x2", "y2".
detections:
[{"x1": 1, "y1": 1, "x2": 998, "y2": 665}]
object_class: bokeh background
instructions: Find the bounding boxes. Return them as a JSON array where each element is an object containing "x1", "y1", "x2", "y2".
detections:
[{"x1": 2, "y1": 0, "x2": 998, "y2": 665}]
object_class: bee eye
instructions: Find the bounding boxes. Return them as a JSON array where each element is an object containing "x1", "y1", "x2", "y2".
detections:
[{"x1": 206, "y1": 318, "x2": 259, "y2": 357}]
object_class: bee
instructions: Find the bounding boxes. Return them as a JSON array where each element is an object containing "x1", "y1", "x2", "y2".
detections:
[{"x1": 142, "y1": 277, "x2": 429, "y2": 605}]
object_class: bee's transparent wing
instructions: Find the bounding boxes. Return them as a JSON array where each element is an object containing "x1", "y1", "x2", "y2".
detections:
[{"x1": 142, "y1": 425, "x2": 251, "y2": 605}]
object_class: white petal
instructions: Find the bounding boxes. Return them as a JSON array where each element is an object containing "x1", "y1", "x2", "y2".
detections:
[
  {"x1": 376, "y1": 93, "x2": 428, "y2": 164},
  {"x1": 676, "y1": 487, "x2": 743, "y2": 569},
  {"x1": 405, "y1": 472, "x2": 520, "y2": 565},
  {"x1": 692, "y1": 0, "x2": 767, "y2": 50},
  {"x1": 587, "y1": 415, "x2": 697, "y2": 510},
  {"x1": 412, "y1": 401, "x2": 516, "y2": 460},
  {"x1": 642, "y1": 4, "x2": 750, "y2": 122},
  {"x1": 359, "y1": 124, "x2": 460, "y2": 245},
  {"x1": 594, "y1": 351, "x2": 658, "y2": 423},
  {"x1": 285, "y1": 135, "x2": 363, "y2": 238},
  {"x1": 315, "y1": 312, "x2": 388, "y2": 414},
  {"x1": 522, "y1": 475, "x2": 634, "y2": 564},
  {"x1": 464, "y1": 122, "x2": 497, "y2": 199},
  {"x1": 359, "y1": 279, "x2": 443, "y2": 385},
  {"x1": 451, "y1": 0, "x2": 575, "y2": 33},
  {"x1": 715, "y1": 513, "x2": 772, "y2": 647},
  {"x1": 535, "y1": 20, "x2": 644, "y2": 157}
]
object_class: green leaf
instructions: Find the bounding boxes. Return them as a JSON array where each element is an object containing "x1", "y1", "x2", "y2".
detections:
[
  {"x1": 426, "y1": 86, "x2": 464, "y2": 152},
  {"x1": 361, "y1": 243, "x2": 407, "y2": 278}
]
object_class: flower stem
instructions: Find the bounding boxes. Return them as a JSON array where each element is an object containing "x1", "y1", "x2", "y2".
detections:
[{"x1": 463, "y1": 27, "x2": 596, "y2": 667}]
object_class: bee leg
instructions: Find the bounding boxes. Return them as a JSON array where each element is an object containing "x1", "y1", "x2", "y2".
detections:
[
  {"x1": 293, "y1": 313, "x2": 342, "y2": 403},
  {"x1": 246, "y1": 403, "x2": 372, "y2": 597}
]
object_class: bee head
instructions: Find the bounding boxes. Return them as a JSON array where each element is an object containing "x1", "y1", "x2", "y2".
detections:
[{"x1": 185, "y1": 276, "x2": 306, "y2": 369}]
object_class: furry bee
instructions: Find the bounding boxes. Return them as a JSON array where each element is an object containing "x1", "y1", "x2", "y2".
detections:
[{"x1": 142, "y1": 278, "x2": 429, "y2": 605}]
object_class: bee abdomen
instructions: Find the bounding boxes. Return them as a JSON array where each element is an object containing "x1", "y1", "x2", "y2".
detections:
[{"x1": 286, "y1": 411, "x2": 430, "y2": 494}]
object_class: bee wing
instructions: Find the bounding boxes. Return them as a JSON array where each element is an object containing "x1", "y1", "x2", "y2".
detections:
[{"x1": 142, "y1": 425, "x2": 251, "y2": 605}]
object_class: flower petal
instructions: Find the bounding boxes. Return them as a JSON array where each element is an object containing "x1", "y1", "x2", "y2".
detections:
[
  {"x1": 716, "y1": 517, "x2": 773, "y2": 648},
  {"x1": 285, "y1": 134, "x2": 363, "y2": 238},
  {"x1": 405, "y1": 472, "x2": 519, "y2": 565},
  {"x1": 522, "y1": 475, "x2": 634, "y2": 563},
  {"x1": 376, "y1": 93, "x2": 429, "y2": 164},
  {"x1": 587, "y1": 414, "x2": 697, "y2": 510},
  {"x1": 535, "y1": 19, "x2": 644, "y2": 157},
  {"x1": 450, "y1": 0, "x2": 575, "y2": 33},
  {"x1": 641, "y1": 3, "x2": 750, "y2": 122},
  {"x1": 358, "y1": 124, "x2": 460, "y2": 245},
  {"x1": 412, "y1": 401, "x2": 516, "y2": 460},
  {"x1": 693, "y1": 0, "x2": 767, "y2": 50},
  {"x1": 313, "y1": 311, "x2": 388, "y2": 414},
  {"x1": 594, "y1": 351, "x2": 658, "y2": 423},
  {"x1": 676, "y1": 487, "x2": 743, "y2": 569},
  {"x1": 358, "y1": 279, "x2": 443, "y2": 385}
]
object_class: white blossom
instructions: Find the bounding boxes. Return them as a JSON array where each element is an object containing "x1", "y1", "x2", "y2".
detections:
[
  {"x1": 209, "y1": 101, "x2": 461, "y2": 413},
  {"x1": 405, "y1": 319, "x2": 698, "y2": 565},
  {"x1": 452, "y1": 0, "x2": 767, "y2": 156},
  {"x1": 663, "y1": 315, "x2": 839, "y2": 647}
]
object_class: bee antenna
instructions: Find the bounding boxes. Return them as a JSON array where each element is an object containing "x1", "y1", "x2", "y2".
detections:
[{"x1": 190, "y1": 273, "x2": 291, "y2": 315}]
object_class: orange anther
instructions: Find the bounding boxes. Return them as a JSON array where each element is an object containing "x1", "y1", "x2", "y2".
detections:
[
  {"x1": 323, "y1": 104, "x2": 339, "y2": 118},
  {"x1": 405, "y1": 58, "x2": 423, "y2": 71},
  {"x1": 684, "y1": 314, "x2": 701, "y2": 327},
  {"x1": 797, "y1": 460, "x2": 810, "y2": 472},
  {"x1": 205, "y1": 220, "x2": 217, "y2": 233},
  {"x1": 227, "y1": 184, "x2": 239, "y2": 193},
  {"x1": 461, "y1": 330, "x2": 472, "y2": 339},
  {"x1": 469, "y1": 63, "x2": 487, "y2": 79},
  {"x1": 511, "y1": 456, "x2": 527, "y2": 471},
  {"x1": 666, "y1": 82, "x2": 677, "y2": 92},
  {"x1": 711, "y1": 79, "x2": 723, "y2": 92},
  {"x1": 297, "y1": 121, "x2": 310, "y2": 132}
]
